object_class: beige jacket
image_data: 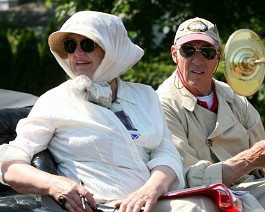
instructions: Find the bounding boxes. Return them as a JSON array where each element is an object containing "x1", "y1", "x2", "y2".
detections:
[{"x1": 157, "y1": 71, "x2": 265, "y2": 188}]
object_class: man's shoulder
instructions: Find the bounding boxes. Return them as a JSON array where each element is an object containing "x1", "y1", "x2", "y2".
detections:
[{"x1": 156, "y1": 72, "x2": 175, "y2": 96}]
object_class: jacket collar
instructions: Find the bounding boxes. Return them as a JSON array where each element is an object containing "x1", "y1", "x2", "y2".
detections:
[
  {"x1": 173, "y1": 71, "x2": 197, "y2": 111},
  {"x1": 171, "y1": 70, "x2": 237, "y2": 112}
]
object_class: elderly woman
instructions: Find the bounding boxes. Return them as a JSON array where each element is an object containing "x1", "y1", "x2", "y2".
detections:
[{"x1": 0, "y1": 11, "x2": 219, "y2": 212}]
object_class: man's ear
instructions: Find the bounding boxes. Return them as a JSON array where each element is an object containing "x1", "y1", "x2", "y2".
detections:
[
  {"x1": 171, "y1": 45, "x2": 178, "y2": 64},
  {"x1": 217, "y1": 47, "x2": 222, "y2": 61}
]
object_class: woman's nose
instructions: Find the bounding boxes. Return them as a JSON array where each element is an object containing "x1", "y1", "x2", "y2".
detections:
[{"x1": 74, "y1": 43, "x2": 85, "y2": 54}]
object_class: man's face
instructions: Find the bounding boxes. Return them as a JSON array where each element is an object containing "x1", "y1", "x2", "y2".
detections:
[{"x1": 172, "y1": 40, "x2": 221, "y2": 96}]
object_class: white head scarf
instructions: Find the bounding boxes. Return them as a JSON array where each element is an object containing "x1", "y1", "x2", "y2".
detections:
[{"x1": 48, "y1": 11, "x2": 144, "y2": 107}]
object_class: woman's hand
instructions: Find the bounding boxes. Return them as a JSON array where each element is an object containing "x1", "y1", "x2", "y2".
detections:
[
  {"x1": 2, "y1": 161, "x2": 96, "y2": 211},
  {"x1": 115, "y1": 185, "x2": 160, "y2": 212},
  {"x1": 115, "y1": 166, "x2": 176, "y2": 212},
  {"x1": 48, "y1": 176, "x2": 96, "y2": 212}
]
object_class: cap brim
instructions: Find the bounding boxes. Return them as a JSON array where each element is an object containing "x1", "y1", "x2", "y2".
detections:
[{"x1": 176, "y1": 34, "x2": 219, "y2": 48}]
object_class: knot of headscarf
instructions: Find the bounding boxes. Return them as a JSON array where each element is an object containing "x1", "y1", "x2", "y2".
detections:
[{"x1": 74, "y1": 75, "x2": 112, "y2": 108}]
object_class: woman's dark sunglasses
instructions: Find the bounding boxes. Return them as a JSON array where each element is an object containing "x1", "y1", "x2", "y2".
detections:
[
  {"x1": 178, "y1": 45, "x2": 217, "y2": 60},
  {"x1": 63, "y1": 38, "x2": 96, "y2": 54}
]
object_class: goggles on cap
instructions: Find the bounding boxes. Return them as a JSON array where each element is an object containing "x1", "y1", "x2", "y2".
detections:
[
  {"x1": 177, "y1": 45, "x2": 217, "y2": 60},
  {"x1": 63, "y1": 38, "x2": 96, "y2": 54}
]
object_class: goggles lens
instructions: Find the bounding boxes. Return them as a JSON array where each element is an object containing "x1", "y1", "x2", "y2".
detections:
[
  {"x1": 63, "y1": 38, "x2": 96, "y2": 54},
  {"x1": 178, "y1": 45, "x2": 217, "y2": 60}
]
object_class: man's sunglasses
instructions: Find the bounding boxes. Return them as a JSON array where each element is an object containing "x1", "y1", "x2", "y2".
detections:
[
  {"x1": 63, "y1": 38, "x2": 96, "y2": 54},
  {"x1": 178, "y1": 45, "x2": 217, "y2": 60}
]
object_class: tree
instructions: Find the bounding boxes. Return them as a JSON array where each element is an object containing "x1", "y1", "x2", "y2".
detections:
[
  {"x1": 39, "y1": 19, "x2": 68, "y2": 94},
  {"x1": 11, "y1": 29, "x2": 41, "y2": 95},
  {"x1": 0, "y1": 32, "x2": 13, "y2": 89}
]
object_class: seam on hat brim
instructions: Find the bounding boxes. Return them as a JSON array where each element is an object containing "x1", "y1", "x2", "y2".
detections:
[{"x1": 48, "y1": 32, "x2": 72, "y2": 60}]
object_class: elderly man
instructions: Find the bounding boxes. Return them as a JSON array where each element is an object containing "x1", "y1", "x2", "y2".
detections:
[{"x1": 157, "y1": 17, "x2": 265, "y2": 211}]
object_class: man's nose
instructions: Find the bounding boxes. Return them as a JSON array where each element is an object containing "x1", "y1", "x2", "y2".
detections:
[{"x1": 192, "y1": 51, "x2": 205, "y2": 64}]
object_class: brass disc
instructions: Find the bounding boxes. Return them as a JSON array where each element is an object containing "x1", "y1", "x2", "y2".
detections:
[{"x1": 223, "y1": 29, "x2": 265, "y2": 96}]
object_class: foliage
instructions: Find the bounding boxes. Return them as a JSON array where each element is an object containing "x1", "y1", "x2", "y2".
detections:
[
  {"x1": 10, "y1": 29, "x2": 41, "y2": 95},
  {"x1": 122, "y1": 52, "x2": 175, "y2": 90},
  {"x1": 0, "y1": 32, "x2": 13, "y2": 89},
  {"x1": 248, "y1": 85, "x2": 265, "y2": 124},
  {"x1": 39, "y1": 19, "x2": 68, "y2": 94}
]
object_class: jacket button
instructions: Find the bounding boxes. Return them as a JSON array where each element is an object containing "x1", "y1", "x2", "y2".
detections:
[{"x1": 206, "y1": 139, "x2": 212, "y2": 146}]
